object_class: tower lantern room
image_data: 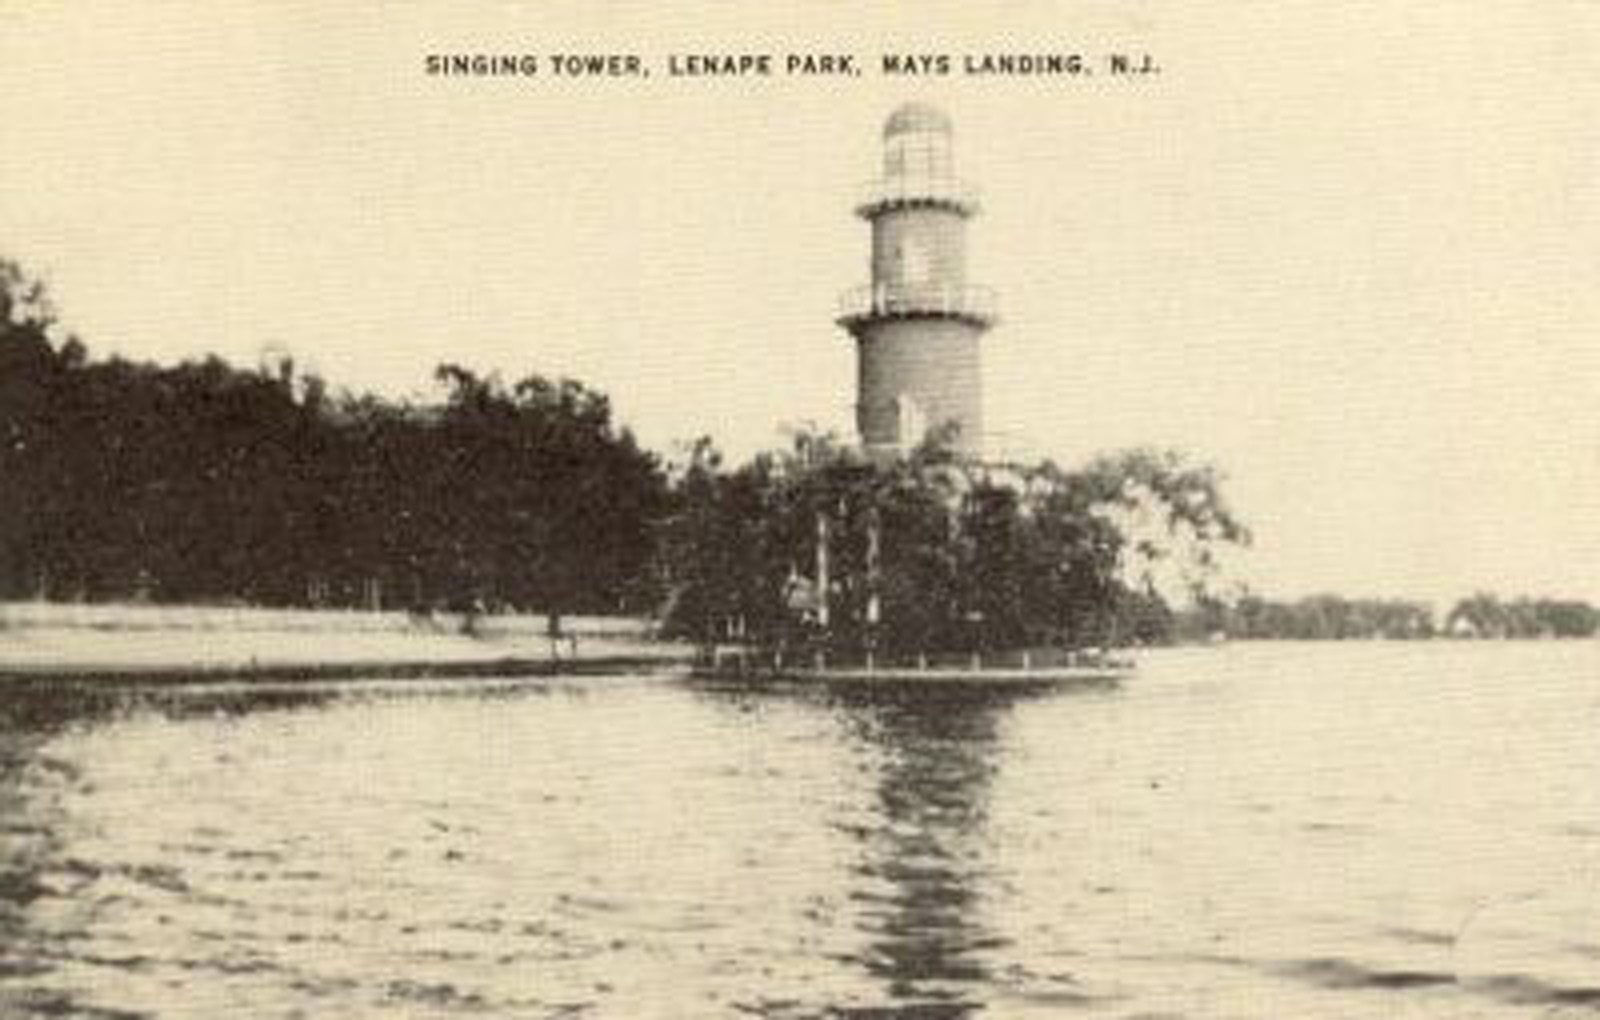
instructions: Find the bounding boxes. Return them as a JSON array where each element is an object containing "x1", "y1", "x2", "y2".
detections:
[{"x1": 838, "y1": 102, "x2": 996, "y2": 458}]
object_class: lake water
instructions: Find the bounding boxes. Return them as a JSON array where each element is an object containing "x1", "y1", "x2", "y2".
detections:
[{"x1": 2, "y1": 642, "x2": 1598, "y2": 1018}]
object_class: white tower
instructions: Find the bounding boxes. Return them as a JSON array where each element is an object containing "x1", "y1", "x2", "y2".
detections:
[{"x1": 837, "y1": 103, "x2": 997, "y2": 457}]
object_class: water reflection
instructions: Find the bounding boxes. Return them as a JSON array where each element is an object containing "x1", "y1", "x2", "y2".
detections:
[
  {"x1": 697, "y1": 676, "x2": 1085, "y2": 1017},
  {"x1": 839, "y1": 682, "x2": 1019, "y2": 1016},
  {"x1": 0, "y1": 684, "x2": 115, "y2": 1016},
  {"x1": 0, "y1": 682, "x2": 337, "y2": 1019}
]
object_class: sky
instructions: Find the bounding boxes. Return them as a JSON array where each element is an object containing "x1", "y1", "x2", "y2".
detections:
[{"x1": 3, "y1": 1, "x2": 1598, "y2": 607}]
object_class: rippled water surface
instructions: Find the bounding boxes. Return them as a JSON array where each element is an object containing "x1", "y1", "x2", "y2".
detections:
[{"x1": 2, "y1": 642, "x2": 1599, "y2": 1018}]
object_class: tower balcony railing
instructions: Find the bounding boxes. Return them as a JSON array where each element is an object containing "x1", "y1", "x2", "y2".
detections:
[
  {"x1": 837, "y1": 282, "x2": 998, "y2": 327},
  {"x1": 855, "y1": 175, "x2": 980, "y2": 217}
]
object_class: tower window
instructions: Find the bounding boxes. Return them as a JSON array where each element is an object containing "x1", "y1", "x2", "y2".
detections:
[
  {"x1": 886, "y1": 134, "x2": 951, "y2": 179},
  {"x1": 900, "y1": 239, "x2": 932, "y2": 284}
]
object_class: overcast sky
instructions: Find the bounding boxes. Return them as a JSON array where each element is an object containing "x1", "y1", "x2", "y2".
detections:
[{"x1": 4, "y1": 1, "x2": 1598, "y2": 607}]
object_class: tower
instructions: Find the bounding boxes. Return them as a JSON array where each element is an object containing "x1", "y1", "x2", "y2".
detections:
[{"x1": 838, "y1": 102, "x2": 996, "y2": 458}]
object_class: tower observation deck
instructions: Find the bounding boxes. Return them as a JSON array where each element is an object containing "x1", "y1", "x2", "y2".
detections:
[{"x1": 838, "y1": 102, "x2": 996, "y2": 457}]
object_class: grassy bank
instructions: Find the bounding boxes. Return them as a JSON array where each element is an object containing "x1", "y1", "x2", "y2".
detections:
[{"x1": 0, "y1": 602, "x2": 689, "y2": 680}]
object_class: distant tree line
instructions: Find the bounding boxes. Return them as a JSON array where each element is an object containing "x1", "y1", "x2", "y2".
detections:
[
  {"x1": 1441, "y1": 594, "x2": 1599, "y2": 639},
  {"x1": 1182, "y1": 595, "x2": 1439, "y2": 641},
  {"x1": 1178, "y1": 592, "x2": 1599, "y2": 641},
  {"x1": 0, "y1": 260, "x2": 668, "y2": 615}
]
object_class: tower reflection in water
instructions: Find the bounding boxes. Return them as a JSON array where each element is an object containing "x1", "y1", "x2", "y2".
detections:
[{"x1": 826, "y1": 678, "x2": 1071, "y2": 1018}]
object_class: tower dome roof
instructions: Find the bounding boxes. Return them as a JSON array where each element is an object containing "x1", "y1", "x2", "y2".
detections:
[{"x1": 883, "y1": 102, "x2": 952, "y2": 138}]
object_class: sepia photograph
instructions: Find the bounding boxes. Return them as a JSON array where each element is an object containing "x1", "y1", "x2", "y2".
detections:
[{"x1": 2, "y1": 2, "x2": 1598, "y2": 1016}]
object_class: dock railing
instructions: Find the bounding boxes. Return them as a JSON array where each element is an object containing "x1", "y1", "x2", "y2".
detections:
[{"x1": 699, "y1": 644, "x2": 1128, "y2": 676}]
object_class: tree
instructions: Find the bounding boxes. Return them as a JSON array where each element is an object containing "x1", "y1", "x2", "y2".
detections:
[
  {"x1": 661, "y1": 430, "x2": 1251, "y2": 656},
  {"x1": 0, "y1": 255, "x2": 671, "y2": 613}
]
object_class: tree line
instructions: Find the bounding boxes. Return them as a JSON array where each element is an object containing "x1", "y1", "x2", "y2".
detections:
[
  {"x1": 0, "y1": 260, "x2": 667, "y2": 615},
  {"x1": 1, "y1": 259, "x2": 1252, "y2": 652},
  {"x1": 22, "y1": 256, "x2": 1586, "y2": 648},
  {"x1": 1178, "y1": 593, "x2": 1600, "y2": 641}
]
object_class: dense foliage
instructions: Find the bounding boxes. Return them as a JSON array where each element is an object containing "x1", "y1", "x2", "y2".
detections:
[
  {"x1": 0, "y1": 261, "x2": 667, "y2": 613},
  {"x1": 660, "y1": 430, "x2": 1250, "y2": 655}
]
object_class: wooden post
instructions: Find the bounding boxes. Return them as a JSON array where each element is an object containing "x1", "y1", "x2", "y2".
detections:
[
  {"x1": 865, "y1": 506, "x2": 881, "y2": 627},
  {"x1": 815, "y1": 509, "x2": 830, "y2": 629}
]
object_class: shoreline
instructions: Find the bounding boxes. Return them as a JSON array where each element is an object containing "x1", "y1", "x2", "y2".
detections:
[
  {"x1": 0, "y1": 654, "x2": 690, "y2": 686},
  {"x1": 0, "y1": 602, "x2": 692, "y2": 683}
]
